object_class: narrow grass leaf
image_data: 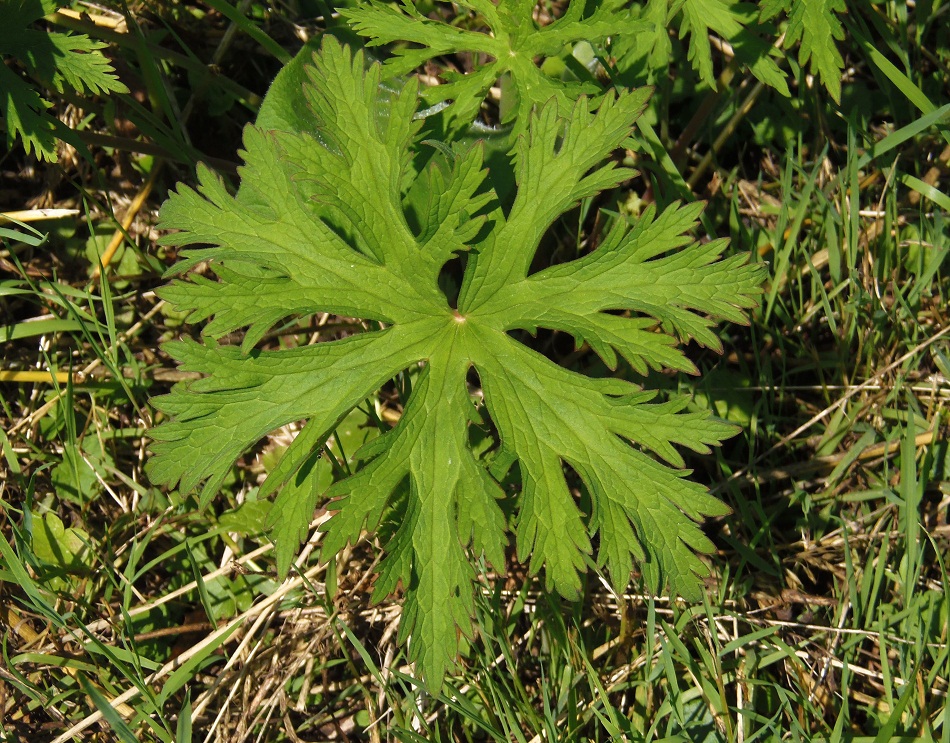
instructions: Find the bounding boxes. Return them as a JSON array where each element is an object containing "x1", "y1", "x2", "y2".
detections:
[
  {"x1": 857, "y1": 104, "x2": 950, "y2": 170},
  {"x1": 200, "y1": 0, "x2": 291, "y2": 63},
  {"x1": 901, "y1": 175, "x2": 950, "y2": 212},
  {"x1": 900, "y1": 422, "x2": 922, "y2": 610},
  {"x1": 849, "y1": 22, "x2": 943, "y2": 121},
  {"x1": 0, "y1": 318, "x2": 83, "y2": 342},
  {"x1": 77, "y1": 673, "x2": 141, "y2": 743},
  {"x1": 175, "y1": 694, "x2": 192, "y2": 743}
]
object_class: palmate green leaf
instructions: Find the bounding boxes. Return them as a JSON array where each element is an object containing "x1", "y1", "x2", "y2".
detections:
[
  {"x1": 342, "y1": 0, "x2": 651, "y2": 133},
  {"x1": 0, "y1": 0, "x2": 128, "y2": 160},
  {"x1": 148, "y1": 39, "x2": 764, "y2": 689}
]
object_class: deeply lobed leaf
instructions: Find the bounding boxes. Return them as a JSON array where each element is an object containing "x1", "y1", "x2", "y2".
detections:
[
  {"x1": 0, "y1": 0, "x2": 128, "y2": 160},
  {"x1": 343, "y1": 0, "x2": 651, "y2": 134},
  {"x1": 149, "y1": 38, "x2": 764, "y2": 688},
  {"x1": 761, "y1": 0, "x2": 846, "y2": 102},
  {"x1": 672, "y1": 0, "x2": 787, "y2": 95}
]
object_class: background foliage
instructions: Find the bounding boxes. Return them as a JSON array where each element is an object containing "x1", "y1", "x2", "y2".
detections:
[{"x1": 0, "y1": 0, "x2": 948, "y2": 740}]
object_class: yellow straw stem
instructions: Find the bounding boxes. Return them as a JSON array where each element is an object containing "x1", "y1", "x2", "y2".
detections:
[{"x1": 0, "y1": 370, "x2": 79, "y2": 384}]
